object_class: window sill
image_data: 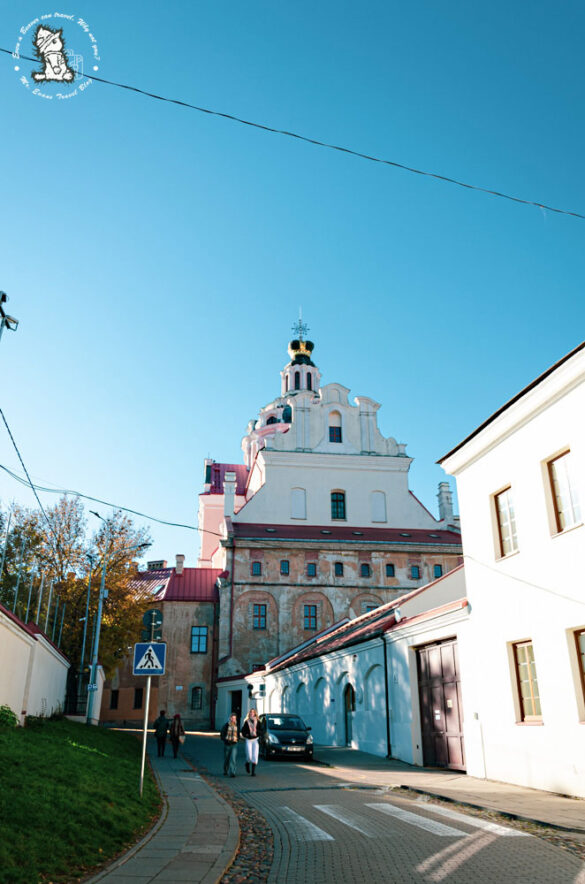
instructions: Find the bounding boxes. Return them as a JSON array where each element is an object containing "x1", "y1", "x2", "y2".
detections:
[
  {"x1": 515, "y1": 720, "x2": 544, "y2": 726},
  {"x1": 551, "y1": 522, "x2": 583, "y2": 539},
  {"x1": 495, "y1": 549, "x2": 520, "y2": 563}
]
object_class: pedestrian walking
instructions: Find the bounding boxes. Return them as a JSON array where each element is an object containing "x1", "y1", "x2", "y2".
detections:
[
  {"x1": 241, "y1": 708, "x2": 260, "y2": 776},
  {"x1": 220, "y1": 713, "x2": 240, "y2": 777},
  {"x1": 153, "y1": 709, "x2": 169, "y2": 757},
  {"x1": 169, "y1": 713, "x2": 186, "y2": 759}
]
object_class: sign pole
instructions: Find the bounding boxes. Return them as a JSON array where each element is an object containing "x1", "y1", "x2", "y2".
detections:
[{"x1": 139, "y1": 674, "x2": 152, "y2": 798}]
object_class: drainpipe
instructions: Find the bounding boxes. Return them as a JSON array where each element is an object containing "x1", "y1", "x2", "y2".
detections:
[
  {"x1": 382, "y1": 634, "x2": 392, "y2": 759},
  {"x1": 218, "y1": 533, "x2": 236, "y2": 665}
]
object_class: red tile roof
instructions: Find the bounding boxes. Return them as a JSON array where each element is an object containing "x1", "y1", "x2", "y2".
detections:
[
  {"x1": 203, "y1": 463, "x2": 249, "y2": 496},
  {"x1": 231, "y1": 523, "x2": 462, "y2": 546},
  {"x1": 155, "y1": 567, "x2": 222, "y2": 602},
  {"x1": 131, "y1": 569, "x2": 174, "y2": 597}
]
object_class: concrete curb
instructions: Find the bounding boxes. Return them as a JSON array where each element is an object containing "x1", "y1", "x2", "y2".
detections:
[{"x1": 181, "y1": 753, "x2": 240, "y2": 884}]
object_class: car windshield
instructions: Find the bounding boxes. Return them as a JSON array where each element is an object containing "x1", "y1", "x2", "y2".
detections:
[{"x1": 266, "y1": 715, "x2": 306, "y2": 731}]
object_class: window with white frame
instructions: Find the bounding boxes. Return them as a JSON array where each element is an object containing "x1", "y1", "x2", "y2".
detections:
[
  {"x1": 494, "y1": 487, "x2": 518, "y2": 557},
  {"x1": 513, "y1": 640, "x2": 541, "y2": 721},
  {"x1": 548, "y1": 451, "x2": 581, "y2": 533}
]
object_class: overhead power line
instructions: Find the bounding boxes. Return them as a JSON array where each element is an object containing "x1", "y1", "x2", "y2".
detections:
[
  {"x1": 1, "y1": 47, "x2": 583, "y2": 222},
  {"x1": 0, "y1": 462, "x2": 226, "y2": 539}
]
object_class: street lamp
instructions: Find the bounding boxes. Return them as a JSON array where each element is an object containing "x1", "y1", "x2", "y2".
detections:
[
  {"x1": 86, "y1": 512, "x2": 109, "y2": 725},
  {"x1": 78, "y1": 553, "x2": 95, "y2": 712},
  {"x1": 86, "y1": 511, "x2": 148, "y2": 725},
  {"x1": 0, "y1": 292, "x2": 19, "y2": 346}
]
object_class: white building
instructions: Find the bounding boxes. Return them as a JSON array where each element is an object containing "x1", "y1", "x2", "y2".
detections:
[
  {"x1": 440, "y1": 341, "x2": 585, "y2": 797},
  {"x1": 217, "y1": 566, "x2": 469, "y2": 770}
]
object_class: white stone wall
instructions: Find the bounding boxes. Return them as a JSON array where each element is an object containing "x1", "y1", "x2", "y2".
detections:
[
  {"x1": 442, "y1": 346, "x2": 585, "y2": 797},
  {"x1": 235, "y1": 450, "x2": 438, "y2": 529},
  {"x1": 0, "y1": 608, "x2": 69, "y2": 723}
]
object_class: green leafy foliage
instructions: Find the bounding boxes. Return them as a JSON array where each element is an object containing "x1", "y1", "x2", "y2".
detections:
[
  {"x1": 0, "y1": 705, "x2": 18, "y2": 728},
  {"x1": 0, "y1": 719, "x2": 160, "y2": 883}
]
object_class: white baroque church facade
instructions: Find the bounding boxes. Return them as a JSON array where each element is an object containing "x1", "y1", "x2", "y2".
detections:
[{"x1": 198, "y1": 329, "x2": 462, "y2": 700}]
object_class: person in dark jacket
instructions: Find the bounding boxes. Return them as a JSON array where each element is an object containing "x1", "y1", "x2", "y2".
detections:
[
  {"x1": 169, "y1": 713, "x2": 185, "y2": 759},
  {"x1": 153, "y1": 710, "x2": 169, "y2": 757},
  {"x1": 241, "y1": 708, "x2": 260, "y2": 776},
  {"x1": 220, "y1": 713, "x2": 240, "y2": 777}
]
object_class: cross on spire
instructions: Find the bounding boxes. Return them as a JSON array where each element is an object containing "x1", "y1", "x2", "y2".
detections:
[{"x1": 291, "y1": 308, "x2": 309, "y2": 341}]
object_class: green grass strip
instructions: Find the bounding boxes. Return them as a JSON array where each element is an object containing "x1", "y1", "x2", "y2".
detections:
[{"x1": 0, "y1": 719, "x2": 161, "y2": 883}]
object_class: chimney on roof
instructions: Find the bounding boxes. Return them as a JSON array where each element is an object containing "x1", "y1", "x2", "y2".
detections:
[
  {"x1": 437, "y1": 482, "x2": 454, "y2": 523},
  {"x1": 224, "y1": 471, "x2": 236, "y2": 518},
  {"x1": 175, "y1": 554, "x2": 185, "y2": 575}
]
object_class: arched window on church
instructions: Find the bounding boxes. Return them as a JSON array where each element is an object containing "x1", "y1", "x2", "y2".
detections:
[
  {"x1": 291, "y1": 487, "x2": 307, "y2": 519},
  {"x1": 371, "y1": 490, "x2": 387, "y2": 523},
  {"x1": 331, "y1": 490, "x2": 346, "y2": 520},
  {"x1": 294, "y1": 371, "x2": 300, "y2": 390},
  {"x1": 329, "y1": 410, "x2": 342, "y2": 443},
  {"x1": 282, "y1": 405, "x2": 292, "y2": 423},
  {"x1": 307, "y1": 373, "x2": 312, "y2": 391},
  {"x1": 285, "y1": 375, "x2": 289, "y2": 392},
  {"x1": 266, "y1": 416, "x2": 277, "y2": 425}
]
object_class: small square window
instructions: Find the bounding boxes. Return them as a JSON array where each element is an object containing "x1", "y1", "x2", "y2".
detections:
[
  {"x1": 251, "y1": 561, "x2": 262, "y2": 576},
  {"x1": 386, "y1": 563, "x2": 395, "y2": 577},
  {"x1": 191, "y1": 686, "x2": 203, "y2": 710},
  {"x1": 434, "y1": 564, "x2": 443, "y2": 578},
  {"x1": 363, "y1": 603, "x2": 378, "y2": 613},
  {"x1": 329, "y1": 426, "x2": 342, "y2": 443},
  {"x1": 334, "y1": 561, "x2": 344, "y2": 577},
  {"x1": 253, "y1": 604, "x2": 267, "y2": 630},
  {"x1": 360, "y1": 563, "x2": 371, "y2": 578},
  {"x1": 133, "y1": 687, "x2": 143, "y2": 709},
  {"x1": 304, "y1": 604, "x2": 317, "y2": 630},
  {"x1": 280, "y1": 560, "x2": 290, "y2": 575},
  {"x1": 191, "y1": 626, "x2": 208, "y2": 653},
  {"x1": 307, "y1": 562, "x2": 317, "y2": 577},
  {"x1": 110, "y1": 689, "x2": 119, "y2": 710},
  {"x1": 411, "y1": 565, "x2": 420, "y2": 579}
]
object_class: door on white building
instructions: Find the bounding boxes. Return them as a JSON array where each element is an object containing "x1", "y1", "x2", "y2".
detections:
[
  {"x1": 230, "y1": 690, "x2": 242, "y2": 726},
  {"x1": 344, "y1": 684, "x2": 355, "y2": 746},
  {"x1": 416, "y1": 639, "x2": 465, "y2": 771}
]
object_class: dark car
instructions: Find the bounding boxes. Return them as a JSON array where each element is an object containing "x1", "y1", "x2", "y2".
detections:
[{"x1": 258, "y1": 713, "x2": 314, "y2": 760}]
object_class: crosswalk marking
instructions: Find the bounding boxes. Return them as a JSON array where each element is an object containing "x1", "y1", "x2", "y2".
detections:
[
  {"x1": 415, "y1": 801, "x2": 530, "y2": 837},
  {"x1": 366, "y1": 803, "x2": 468, "y2": 838},
  {"x1": 313, "y1": 805, "x2": 377, "y2": 837},
  {"x1": 279, "y1": 806, "x2": 335, "y2": 841}
]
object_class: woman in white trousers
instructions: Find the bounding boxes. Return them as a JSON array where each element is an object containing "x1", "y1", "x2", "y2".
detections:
[{"x1": 241, "y1": 708, "x2": 260, "y2": 776}]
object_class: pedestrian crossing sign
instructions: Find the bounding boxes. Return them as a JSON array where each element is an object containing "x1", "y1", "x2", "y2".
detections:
[{"x1": 133, "y1": 642, "x2": 166, "y2": 676}]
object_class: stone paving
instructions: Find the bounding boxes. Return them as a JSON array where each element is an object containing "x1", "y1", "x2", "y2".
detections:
[
  {"x1": 87, "y1": 743, "x2": 238, "y2": 884},
  {"x1": 88, "y1": 735, "x2": 585, "y2": 883}
]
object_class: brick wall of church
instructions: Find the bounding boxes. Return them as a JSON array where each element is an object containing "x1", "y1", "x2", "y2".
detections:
[{"x1": 219, "y1": 541, "x2": 463, "y2": 676}]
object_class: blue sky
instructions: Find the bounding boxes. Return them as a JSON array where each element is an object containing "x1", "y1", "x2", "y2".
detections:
[{"x1": 1, "y1": 1, "x2": 584, "y2": 563}]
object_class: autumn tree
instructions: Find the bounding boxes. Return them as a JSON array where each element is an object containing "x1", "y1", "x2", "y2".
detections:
[{"x1": 0, "y1": 496, "x2": 152, "y2": 678}]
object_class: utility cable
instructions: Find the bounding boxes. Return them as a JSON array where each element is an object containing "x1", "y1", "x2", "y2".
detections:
[
  {"x1": 0, "y1": 462, "x2": 228, "y2": 538},
  {"x1": 1, "y1": 47, "x2": 583, "y2": 221}
]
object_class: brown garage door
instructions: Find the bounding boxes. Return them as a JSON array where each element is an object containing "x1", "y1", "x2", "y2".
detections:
[{"x1": 417, "y1": 639, "x2": 465, "y2": 771}]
